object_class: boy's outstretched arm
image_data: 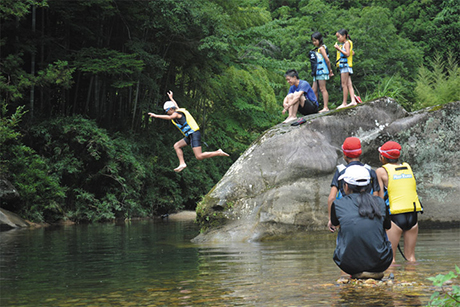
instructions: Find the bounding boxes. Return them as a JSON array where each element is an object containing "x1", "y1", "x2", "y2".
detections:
[
  {"x1": 148, "y1": 112, "x2": 180, "y2": 120},
  {"x1": 167, "y1": 91, "x2": 179, "y2": 109}
]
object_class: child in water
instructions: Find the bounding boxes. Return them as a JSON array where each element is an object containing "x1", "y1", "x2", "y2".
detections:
[
  {"x1": 376, "y1": 141, "x2": 422, "y2": 263},
  {"x1": 148, "y1": 91, "x2": 229, "y2": 172},
  {"x1": 311, "y1": 32, "x2": 334, "y2": 113},
  {"x1": 334, "y1": 29, "x2": 357, "y2": 109}
]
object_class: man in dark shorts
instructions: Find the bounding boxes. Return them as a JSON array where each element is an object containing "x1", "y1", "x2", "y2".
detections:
[
  {"x1": 282, "y1": 69, "x2": 319, "y2": 123},
  {"x1": 376, "y1": 141, "x2": 423, "y2": 263},
  {"x1": 148, "y1": 91, "x2": 229, "y2": 172}
]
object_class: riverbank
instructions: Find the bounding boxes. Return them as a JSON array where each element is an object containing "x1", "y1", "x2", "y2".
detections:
[{"x1": 0, "y1": 208, "x2": 197, "y2": 231}]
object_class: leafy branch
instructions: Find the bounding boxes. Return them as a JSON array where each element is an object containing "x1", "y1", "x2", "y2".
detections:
[{"x1": 427, "y1": 265, "x2": 460, "y2": 306}]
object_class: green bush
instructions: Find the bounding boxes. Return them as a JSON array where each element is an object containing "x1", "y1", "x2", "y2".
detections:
[
  {"x1": 30, "y1": 116, "x2": 151, "y2": 222},
  {"x1": 414, "y1": 52, "x2": 460, "y2": 110},
  {"x1": 1, "y1": 104, "x2": 65, "y2": 222},
  {"x1": 427, "y1": 265, "x2": 460, "y2": 306}
]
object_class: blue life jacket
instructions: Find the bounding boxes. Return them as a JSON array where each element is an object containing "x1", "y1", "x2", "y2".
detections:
[
  {"x1": 315, "y1": 45, "x2": 329, "y2": 76},
  {"x1": 309, "y1": 45, "x2": 329, "y2": 76}
]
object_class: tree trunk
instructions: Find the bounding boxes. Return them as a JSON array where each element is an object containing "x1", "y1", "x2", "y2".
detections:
[
  {"x1": 131, "y1": 81, "x2": 140, "y2": 130},
  {"x1": 39, "y1": 6, "x2": 45, "y2": 113},
  {"x1": 94, "y1": 75, "x2": 100, "y2": 118},
  {"x1": 73, "y1": 71, "x2": 81, "y2": 115},
  {"x1": 30, "y1": 5, "x2": 36, "y2": 119},
  {"x1": 85, "y1": 75, "x2": 94, "y2": 115}
]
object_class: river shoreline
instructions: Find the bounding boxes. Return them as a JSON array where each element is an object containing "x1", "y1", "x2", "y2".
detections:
[{"x1": 0, "y1": 209, "x2": 197, "y2": 231}]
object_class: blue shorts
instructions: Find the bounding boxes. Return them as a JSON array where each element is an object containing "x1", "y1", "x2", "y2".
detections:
[
  {"x1": 313, "y1": 74, "x2": 330, "y2": 81},
  {"x1": 340, "y1": 67, "x2": 353, "y2": 74},
  {"x1": 183, "y1": 131, "x2": 202, "y2": 148}
]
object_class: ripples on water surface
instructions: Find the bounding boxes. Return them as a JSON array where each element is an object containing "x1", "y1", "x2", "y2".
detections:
[{"x1": 0, "y1": 219, "x2": 459, "y2": 306}]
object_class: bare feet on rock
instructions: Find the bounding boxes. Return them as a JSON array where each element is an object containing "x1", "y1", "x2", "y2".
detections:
[
  {"x1": 347, "y1": 101, "x2": 357, "y2": 107},
  {"x1": 282, "y1": 117, "x2": 297, "y2": 123}
]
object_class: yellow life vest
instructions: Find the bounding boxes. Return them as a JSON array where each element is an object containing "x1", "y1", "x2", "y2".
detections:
[
  {"x1": 383, "y1": 163, "x2": 422, "y2": 215},
  {"x1": 171, "y1": 108, "x2": 200, "y2": 136},
  {"x1": 336, "y1": 40, "x2": 353, "y2": 68}
]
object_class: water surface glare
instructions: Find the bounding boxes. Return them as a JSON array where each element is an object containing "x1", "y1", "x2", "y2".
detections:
[{"x1": 0, "y1": 220, "x2": 459, "y2": 306}]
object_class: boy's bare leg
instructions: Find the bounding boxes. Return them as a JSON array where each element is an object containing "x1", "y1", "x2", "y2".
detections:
[
  {"x1": 193, "y1": 147, "x2": 229, "y2": 161},
  {"x1": 403, "y1": 223, "x2": 419, "y2": 262},
  {"x1": 282, "y1": 94, "x2": 298, "y2": 123},
  {"x1": 173, "y1": 139, "x2": 188, "y2": 172},
  {"x1": 288, "y1": 99, "x2": 300, "y2": 120},
  {"x1": 387, "y1": 222, "x2": 403, "y2": 264}
]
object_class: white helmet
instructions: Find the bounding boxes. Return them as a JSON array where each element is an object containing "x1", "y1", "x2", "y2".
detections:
[{"x1": 163, "y1": 101, "x2": 175, "y2": 111}]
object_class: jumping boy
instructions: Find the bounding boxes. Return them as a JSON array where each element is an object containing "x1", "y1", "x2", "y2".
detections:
[
  {"x1": 376, "y1": 141, "x2": 422, "y2": 263},
  {"x1": 148, "y1": 91, "x2": 229, "y2": 172},
  {"x1": 327, "y1": 137, "x2": 380, "y2": 232}
]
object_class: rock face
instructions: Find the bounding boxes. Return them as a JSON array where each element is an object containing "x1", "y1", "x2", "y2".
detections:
[
  {"x1": 0, "y1": 178, "x2": 19, "y2": 201},
  {"x1": 0, "y1": 178, "x2": 29, "y2": 230},
  {"x1": 193, "y1": 98, "x2": 460, "y2": 243},
  {"x1": 0, "y1": 208, "x2": 30, "y2": 230}
]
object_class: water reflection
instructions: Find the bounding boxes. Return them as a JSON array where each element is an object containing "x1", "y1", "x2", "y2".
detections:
[{"x1": 0, "y1": 220, "x2": 458, "y2": 306}]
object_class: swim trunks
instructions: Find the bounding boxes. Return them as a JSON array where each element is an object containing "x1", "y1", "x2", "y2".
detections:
[
  {"x1": 184, "y1": 131, "x2": 202, "y2": 148},
  {"x1": 298, "y1": 98, "x2": 318, "y2": 115},
  {"x1": 390, "y1": 212, "x2": 418, "y2": 231}
]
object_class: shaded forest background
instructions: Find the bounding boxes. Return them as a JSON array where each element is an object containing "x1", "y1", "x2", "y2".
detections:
[{"x1": 1, "y1": 0, "x2": 459, "y2": 223}]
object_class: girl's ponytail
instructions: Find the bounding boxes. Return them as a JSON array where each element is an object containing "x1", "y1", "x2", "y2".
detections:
[
  {"x1": 348, "y1": 184, "x2": 383, "y2": 219},
  {"x1": 337, "y1": 29, "x2": 350, "y2": 40}
]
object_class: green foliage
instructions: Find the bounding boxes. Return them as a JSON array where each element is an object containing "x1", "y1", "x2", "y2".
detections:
[
  {"x1": 30, "y1": 116, "x2": 150, "y2": 222},
  {"x1": 0, "y1": 104, "x2": 26, "y2": 146},
  {"x1": 0, "y1": 0, "x2": 48, "y2": 20},
  {"x1": 414, "y1": 52, "x2": 460, "y2": 110},
  {"x1": 1, "y1": 104, "x2": 65, "y2": 222},
  {"x1": 36, "y1": 61, "x2": 75, "y2": 89},
  {"x1": 361, "y1": 75, "x2": 404, "y2": 103},
  {"x1": 427, "y1": 265, "x2": 460, "y2": 306},
  {"x1": 0, "y1": 54, "x2": 34, "y2": 103},
  {"x1": 74, "y1": 48, "x2": 144, "y2": 79}
]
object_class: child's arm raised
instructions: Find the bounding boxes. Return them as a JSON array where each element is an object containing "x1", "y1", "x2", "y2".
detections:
[
  {"x1": 334, "y1": 41, "x2": 350, "y2": 57},
  {"x1": 167, "y1": 91, "x2": 179, "y2": 109}
]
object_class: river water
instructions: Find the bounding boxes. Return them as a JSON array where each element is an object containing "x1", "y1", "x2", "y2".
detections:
[{"x1": 1, "y1": 218, "x2": 458, "y2": 306}]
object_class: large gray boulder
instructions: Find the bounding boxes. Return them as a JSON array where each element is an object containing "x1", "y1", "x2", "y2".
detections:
[
  {"x1": 0, "y1": 178, "x2": 29, "y2": 230},
  {"x1": 193, "y1": 98, "x2": 460, "y2": 243},
  {"x1": 0, "y1": 208, "x2": 30, "y2": 230}
]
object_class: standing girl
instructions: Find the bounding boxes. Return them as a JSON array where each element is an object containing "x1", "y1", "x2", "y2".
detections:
[
  {"x1": 334, "y1": 29, "x2": 356, "y2": 108},
  {"x1": 311, "y1": 32, "x2": 334, "y2": 113}
]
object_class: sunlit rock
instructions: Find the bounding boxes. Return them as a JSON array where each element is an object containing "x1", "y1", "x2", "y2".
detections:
[
  {"x1": 193, "y1": 99, "x2": 460, "y2": 242},
  {"x1": 0, "y1": 208, "x2": 30, "y2": 230}
]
